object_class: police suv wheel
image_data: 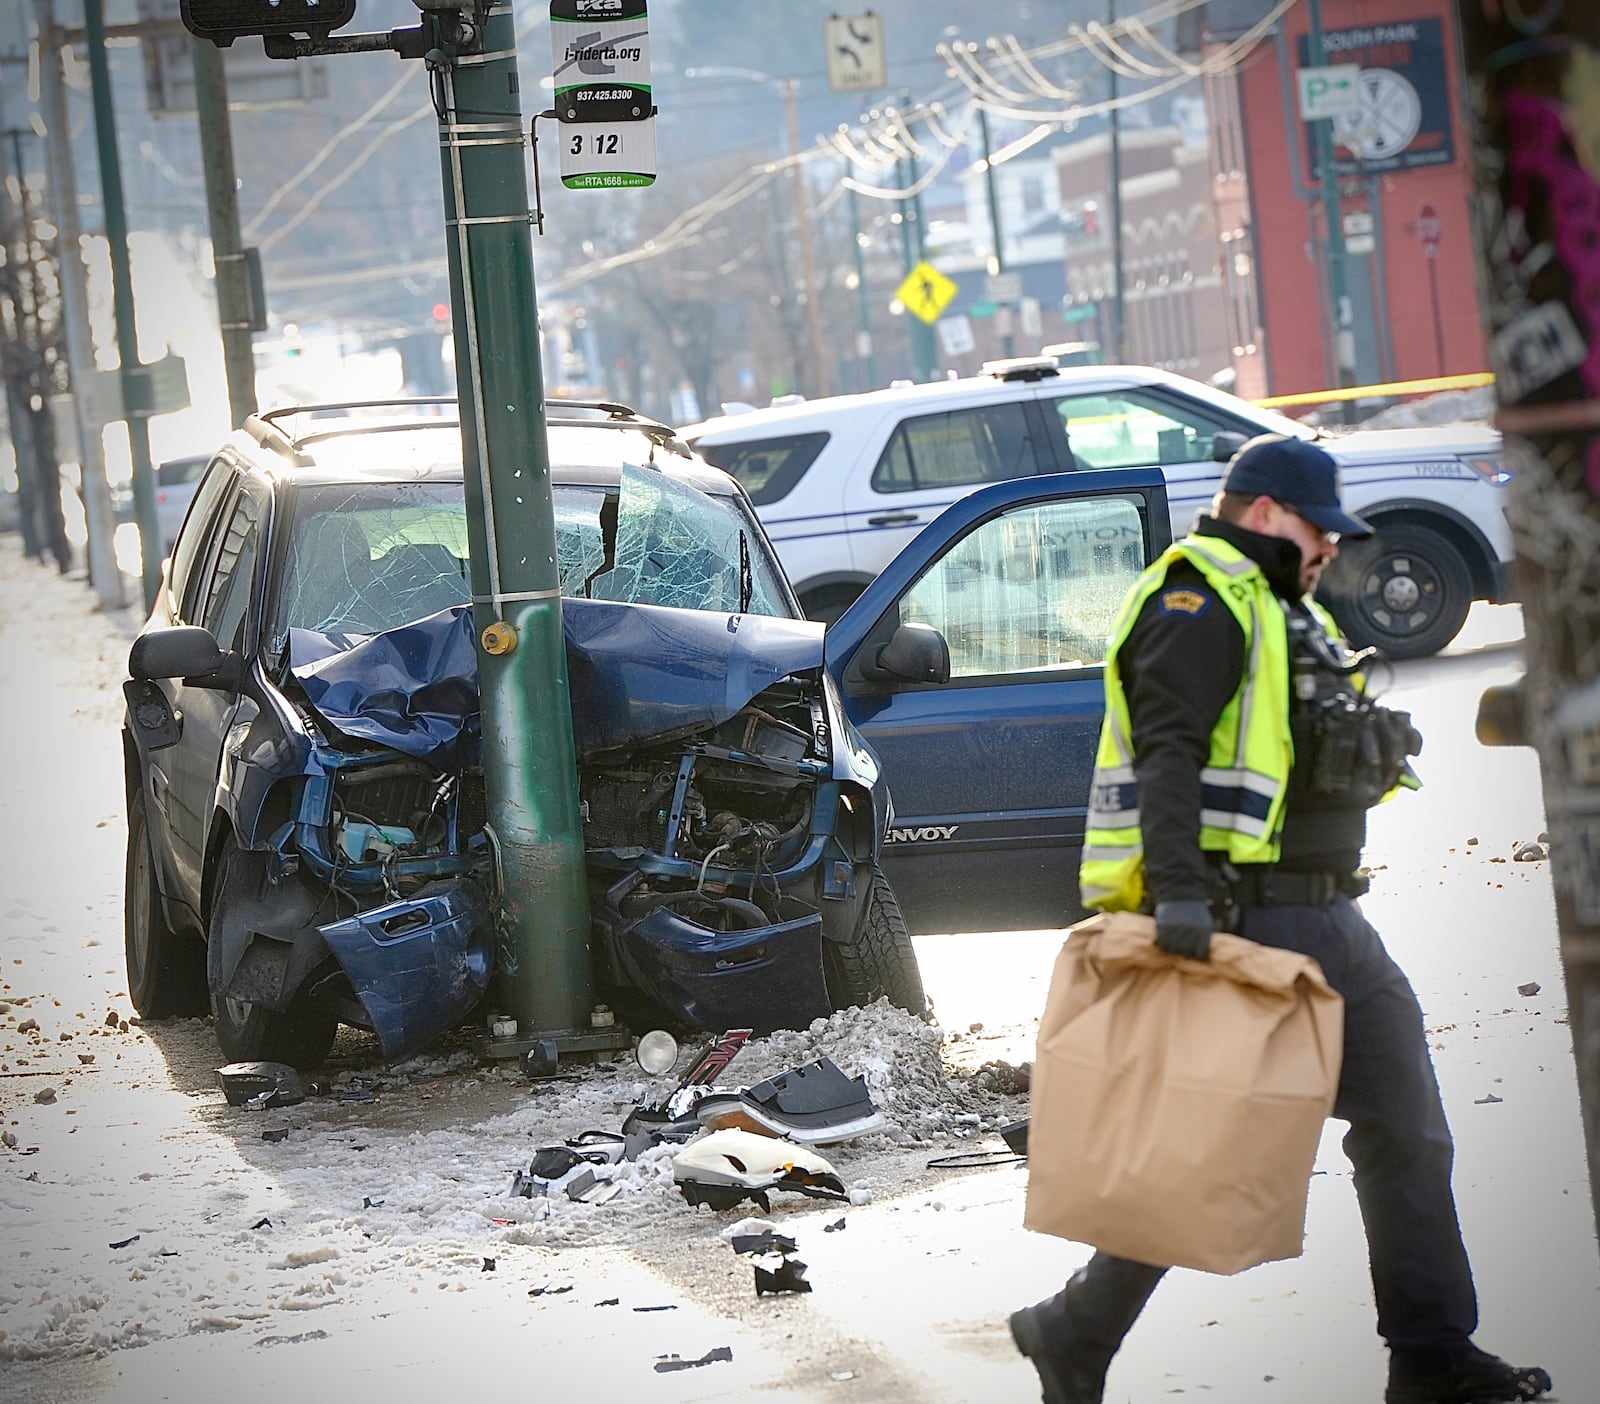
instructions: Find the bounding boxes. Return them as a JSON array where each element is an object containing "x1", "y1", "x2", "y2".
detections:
[{"x1": 1319, "y1": 524, "x2": 1473, "y2": 661}]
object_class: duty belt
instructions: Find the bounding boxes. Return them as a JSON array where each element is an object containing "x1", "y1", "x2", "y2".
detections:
[{"x1": 1220, "y1": 865, "x2": 1369, "y2": 907}]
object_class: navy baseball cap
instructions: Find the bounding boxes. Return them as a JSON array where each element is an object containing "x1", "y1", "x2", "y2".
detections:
[{"x1": 1220, "y1": 434, "x2": 1373, "y2": 539}]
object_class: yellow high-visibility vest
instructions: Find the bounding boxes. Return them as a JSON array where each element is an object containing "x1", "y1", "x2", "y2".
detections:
[{"x1": 1078, "y1": 534, "x2": 1292, "y2": 913}]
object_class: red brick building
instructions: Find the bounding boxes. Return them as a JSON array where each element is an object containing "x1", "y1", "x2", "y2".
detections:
[{"x1": 1201, "y1": 0, "x2": 1484, "y2": 398}]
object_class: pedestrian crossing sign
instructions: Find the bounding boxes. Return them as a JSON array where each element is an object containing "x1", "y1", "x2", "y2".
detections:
[{"x1": 895, "y1": 261, "x2": 958, "y2": 325}]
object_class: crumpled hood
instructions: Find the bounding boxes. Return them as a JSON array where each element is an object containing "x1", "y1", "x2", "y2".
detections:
[
  {"x1": 564, "y1": 599, "x2": 824, "y2": 753},
  {"x1": 288, "y1": 601, "x2": 827, "y2": 764}
]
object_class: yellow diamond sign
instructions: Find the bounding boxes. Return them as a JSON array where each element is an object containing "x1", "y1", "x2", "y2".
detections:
[{"x1": 896, "y1": 260, "x2": 959, "y2": 325}]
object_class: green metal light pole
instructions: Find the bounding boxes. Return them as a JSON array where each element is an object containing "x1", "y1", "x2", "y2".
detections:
[
  {"x1": 83, "y1": 0, "x2": 161, "y2": 611},
  {"x1": 1307, "y1": 0, "x2": 1353, "y2": 400},
  {"x1": 190, "y1": 39, "x2": 257, "y2": 430},
  {"x1": 428, "y1": 4, "x2": 596, "y2": 1051}
]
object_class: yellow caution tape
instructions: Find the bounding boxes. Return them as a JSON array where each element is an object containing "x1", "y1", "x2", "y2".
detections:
[{"x1": 1254, "y1": 372, "x2": 1494, "y2": 409}]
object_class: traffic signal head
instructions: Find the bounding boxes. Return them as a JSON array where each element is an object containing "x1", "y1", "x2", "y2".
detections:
[{"x1": 180, "y1": 0, "x2": 359, "y2": 46}]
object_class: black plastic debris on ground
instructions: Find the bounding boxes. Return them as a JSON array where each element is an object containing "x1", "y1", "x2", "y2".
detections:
[
  {"x1": 633, "y1": 1304, "x2": 677, "y2": 1312},
  {"x1": 678, "y1": 1181, "x2": 772, "y2": 1214},
  {"x1": 362, "y1": 1196, "x2": 385, "y2": 1209},
  {"x1": 822, "y1": 1217, "x2": 847, "y2": 1233},
  {"x1": 216, "y1": 1062, "x2": 306, "y2": 1108},
  {"x1": 108, "y1": 1234, "x2": 140, "y2": 1250},
  {"x1": 595, "y1": 1297, "x2": 620, "y2": 1307},
  {"x1": 754, "y1": 1256, "x2": 811, "y2": 1296},
  {"x1": 654, "y1": 1346, "x2": 733, "y2": 1373},
  {"x1": 481, "y1": 1257, "x2": 496, "y2": 1272},
  {"x1": 1000, "y1": 1118, "x2": 1030, "y2": 1157},
  {"x1": 251, "y1": 1217, "x2": 272, "y2": 1230},
  {"x1": 731, "y1": 1230, "x2": 797, "y2": 1257},
  {"x1": 527, "y1": 1281, "x2": 573, "y2": 1297},
  {"x1": 261, "y1": 1127, "x2": 290, "y2": 1143}
]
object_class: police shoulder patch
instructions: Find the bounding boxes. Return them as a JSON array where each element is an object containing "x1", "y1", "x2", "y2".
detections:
[{"x1": 1158, "y1": 587, "x2": 1210, "y2": 617}]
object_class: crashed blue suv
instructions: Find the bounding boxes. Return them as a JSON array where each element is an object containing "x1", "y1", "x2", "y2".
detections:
[{"x1": 122, "y1": 401, "x2": 925, "y2": 1068}]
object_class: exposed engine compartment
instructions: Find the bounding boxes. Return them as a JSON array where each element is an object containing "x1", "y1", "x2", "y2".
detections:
[{"x1": 583, "y1": 680, "x2": 832, "y2": 934}]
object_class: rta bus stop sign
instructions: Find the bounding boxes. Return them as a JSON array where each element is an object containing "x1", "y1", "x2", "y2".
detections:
[
  {"x1": 549, "y1": 0, "x2": 656, "y2": 189},
  {"x1": 180, "y1": 0, "x2": 357, "y2": 45},
  {"x1": 1417, "y1": 202, "x2": 1442, "y2": 258}
]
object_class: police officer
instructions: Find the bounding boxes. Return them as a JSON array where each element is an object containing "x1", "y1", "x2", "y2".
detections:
[{"x1": 1009, "y1": 436, "x2": 1551, "y2": 1404}]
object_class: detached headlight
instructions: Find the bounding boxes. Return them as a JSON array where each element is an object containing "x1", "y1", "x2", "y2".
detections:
[{"x1": 1465, "y1": 455, "x2": 1512, "y2": 485}]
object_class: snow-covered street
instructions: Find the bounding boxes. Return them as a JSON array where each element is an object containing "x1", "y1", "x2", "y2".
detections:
[{"x1": 1, "y1": 540, "x2": 1596, "y2": 1404}]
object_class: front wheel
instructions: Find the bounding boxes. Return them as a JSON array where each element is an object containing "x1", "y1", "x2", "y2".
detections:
[
  {"x1": 823, "y1": 865, "x2": 928, "y2": 1018},
  {"x1": 209, "y1": 838, "x2": 338, "y2": 1070},
  {"x1": 1318, "y1": 524, "x2": 1473, "y2": 660},
  {"x1": 125, "y1": 788, "x2": 208, "y2": 1018}
]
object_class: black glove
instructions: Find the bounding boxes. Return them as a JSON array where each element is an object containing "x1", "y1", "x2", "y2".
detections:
[{"x1": 1154, "y1": 899, "x2": 1213, "y2": 961}]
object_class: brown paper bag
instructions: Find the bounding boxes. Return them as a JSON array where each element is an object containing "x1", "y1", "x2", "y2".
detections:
[{"x1": 1023, "y1": 911, "x2": 1343, "y2": 1276}]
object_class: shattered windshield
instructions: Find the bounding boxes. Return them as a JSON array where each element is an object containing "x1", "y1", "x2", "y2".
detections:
[
  {"x1": 560, "y1": 465, "x2": 788, "y2": 615},
  {"x1": 271, "y1": 467, "x2": 790, "y2": 647}
]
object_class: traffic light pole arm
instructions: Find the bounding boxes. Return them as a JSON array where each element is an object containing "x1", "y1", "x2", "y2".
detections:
[{"x1": 262, "y1": 26, "x2": 430, "y2": 60}]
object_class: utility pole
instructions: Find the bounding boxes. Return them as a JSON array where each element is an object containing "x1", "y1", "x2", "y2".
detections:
[
  {"x1": 35, "y1": 0, "x2": 123, "y2": 610},
  {"x1": 83, "y1": 0, "x2": 162, "y2": 611},
  {"x1": 977, "y1": 104, "x2": 1014, "y2": 358},
  {"x1": 427, "y1": 4, "x2": 598, "y2": 1055},
  {"x1": 190, "y1": 39, "x2": 257, "y2": 429},
  {"x1": 782, "y1": 79, "x2": 829, "y2": 398},
  {"x1": 895, "y1": 100, "x2": 936, "y2": 383},
  {"x1": 1457, "y1": 1, "x2": 1600, "y2": 1239},
  {"x1": 1107, "y1": 0, "x2": 1127, "y2": 362},
  {"x1": 847, "y1": 177, "x2": 876, "y2": 389},
  {"x1": 1306, "y1": 0, "x2": 1353, "y2": 406}
]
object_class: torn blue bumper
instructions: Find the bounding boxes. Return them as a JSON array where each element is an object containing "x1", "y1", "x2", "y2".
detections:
[
  {"x1": 611, "y1": 904, "x2": 831, "y2": 1035},
  {"x1": 319, "y1": 879, "x2": 492, "y2": 1059}
]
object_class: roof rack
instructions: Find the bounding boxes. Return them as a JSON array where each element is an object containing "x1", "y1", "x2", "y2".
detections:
[
  {"x1": 981, "y1": 356, "x2": 1060, "y2": 383},
  {"x1": 246, "y1": 395, "x2": 691, "y2": 459},
  {"x1": 545, "y1": 400, "x2": 691, "y2": 455}
]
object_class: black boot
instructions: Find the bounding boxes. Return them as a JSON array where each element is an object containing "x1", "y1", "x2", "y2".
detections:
[
  {"x1": 1386, "y1": 1344, "x2": 1553, "y2": 1403},
  {"x1": 1009, "y1": 1255, "x2": 1167, "y2": 1404},
  {"x1": 1009, "y1": 1295, "x2": 1110, "y2": 1404}
]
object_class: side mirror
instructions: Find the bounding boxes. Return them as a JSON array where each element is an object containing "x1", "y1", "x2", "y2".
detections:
[
  {"x1": 1211, "y1": 430, "x2": 1249, "y2": 462},
  {"x1": 869, "y1": 622, "x2": 950, "y2": 685},
  {"x1": 128, "y1": 626, "x2": 239, "y2": 689}
]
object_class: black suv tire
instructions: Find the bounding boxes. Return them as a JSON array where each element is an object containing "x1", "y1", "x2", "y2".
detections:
[
  {"x1": 209, "y1": 838, "x2": 338, "y2": 1070},
  {"x1": 1319, "y1": 523, "x2": 1473, "y2": 661},
  {"x1": 823, "y1": 864, "x2": 928, "y2": 1017},
  {"x1": 125, "y1": 790, "x2": 208, "y2": 1018}
]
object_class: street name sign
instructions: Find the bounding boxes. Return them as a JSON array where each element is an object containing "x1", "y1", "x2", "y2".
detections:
[
  {"x1": 824, "y1": 14, "x2": 887, "y2": 92},
  {"x1": 1297, "y1": 64, "x2": 1361, "y2": 121},
  {"x1": 984, "y1": 271, "x2": 1023, "y2": 304},
  {"x1": 550, "y1": 0, "x2": 657, "y2": 188},
  {"x1": 896, "y1": 260, "x2": 958, "y2": 325}
]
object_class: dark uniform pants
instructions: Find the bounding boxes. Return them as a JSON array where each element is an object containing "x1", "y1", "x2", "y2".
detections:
[{"x1": 1049, "y1": 896, "x2": 1479, "y2": 1362}]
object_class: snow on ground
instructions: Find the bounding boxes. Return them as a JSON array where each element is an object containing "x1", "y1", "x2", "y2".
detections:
[{"x1": 0, "y1": 540, "x2": 1028, "y2": 1366}]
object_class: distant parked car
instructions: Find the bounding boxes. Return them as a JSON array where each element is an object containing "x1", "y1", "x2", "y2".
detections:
[
  {"x1": 155, "y1": 454, "x2": 209, "y2": 549},
  {"x1": 681, "y1": 358, "x2": 1512, "y2": 659}
]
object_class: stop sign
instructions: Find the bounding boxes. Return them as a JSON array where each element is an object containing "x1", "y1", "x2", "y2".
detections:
[{"x1": 1417, "y1": 203, "x2": 1442, "y2": 258}]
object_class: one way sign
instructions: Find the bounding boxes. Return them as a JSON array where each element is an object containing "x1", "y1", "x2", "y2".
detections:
[{"x1": 825, "y1": 13, "x2": 886, "y2": 93}]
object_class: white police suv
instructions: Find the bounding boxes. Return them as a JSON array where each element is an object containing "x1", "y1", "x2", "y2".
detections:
[{"x1": 681, "y1": 359, "x2": 1511, "y2": 659}]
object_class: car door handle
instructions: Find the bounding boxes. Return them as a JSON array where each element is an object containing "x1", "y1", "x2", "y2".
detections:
[{"x1": 867, "y1": 512, "x2": 920, "y2": 526}]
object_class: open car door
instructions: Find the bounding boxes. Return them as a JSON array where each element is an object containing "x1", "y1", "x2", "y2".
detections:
[{"x1": 825, "y1": 468, "x2": 1172, "y2": 935}]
